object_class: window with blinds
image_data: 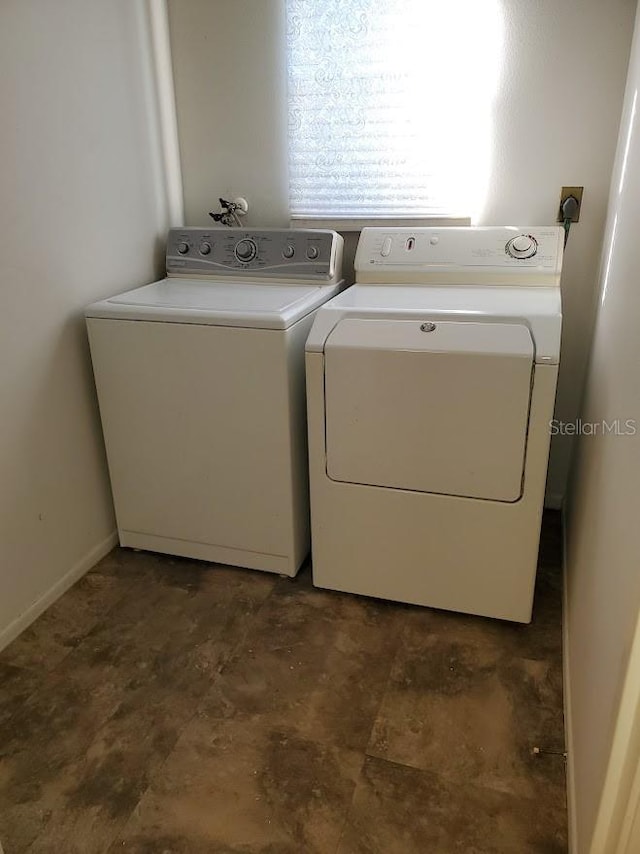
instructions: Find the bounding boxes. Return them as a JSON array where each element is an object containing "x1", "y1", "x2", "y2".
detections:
[{"x1": 285, "y1": 0, "x2": 503, "y2": 222}]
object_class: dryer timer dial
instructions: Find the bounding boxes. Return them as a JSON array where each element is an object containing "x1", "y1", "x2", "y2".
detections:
[{"x1": 506, "y1": 234, "x2": 538, "y2": 259}]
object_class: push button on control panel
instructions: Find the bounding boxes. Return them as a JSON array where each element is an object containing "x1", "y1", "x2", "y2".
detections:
[{"x1": 381, "y1": 237, "x2": 392, "y2": 257}]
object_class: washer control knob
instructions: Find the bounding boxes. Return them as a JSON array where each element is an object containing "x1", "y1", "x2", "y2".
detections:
[
  {"x1": 283, "y1": 244, "x2": 295, "y2": 259},
  {"x1": 177, "y1": 241, "x2": 189, "y2": 255},
  {"x1": 199, "y1": 242, "x2": 211, "y2": 255},
  {"x1": 506, "y1": 234, "x2": 537, "y2": 259},
  {"x1": 234, "y1": 238, "x2": 257, "y2": 263},
  {"x1": 306, "y1": 245, "x2": 319, "y2": 260}
]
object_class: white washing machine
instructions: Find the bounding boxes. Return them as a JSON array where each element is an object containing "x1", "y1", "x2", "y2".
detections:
[
  {"x1": 306, "y1": 226, "x2": 563, "y2": 622},
  {"x1": 86, "y1": 227, "x2": 344, "y2": 576}
]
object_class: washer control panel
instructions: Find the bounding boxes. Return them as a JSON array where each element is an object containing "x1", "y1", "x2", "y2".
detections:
[{"x1": 166, "y1": 228, "x2": 342, "y2": 281}]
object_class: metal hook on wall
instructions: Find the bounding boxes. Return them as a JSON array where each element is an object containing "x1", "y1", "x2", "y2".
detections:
[{"x1": 209, "y1": 197, "x2": 249, "y2": 227}]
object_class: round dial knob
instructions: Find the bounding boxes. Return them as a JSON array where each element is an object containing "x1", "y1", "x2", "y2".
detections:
[
  {"x1": 177, "y1": 241, "x2": 189, "y2": 255},
  {"x1": 506, "y1": 234, "x2": 537, "y2": 259},
  {"x1": 306, "y1": 245, "x2": 319, "y2": 260},
  {"x1": 199, "y1": 242, "x2": 211, "y2": 255},
  {"x1": 234, "y1": 238, "x2": 257, "y2": 263},
  {"x1": 283, "y1": 244, "x2": 295, "y2": 259}
]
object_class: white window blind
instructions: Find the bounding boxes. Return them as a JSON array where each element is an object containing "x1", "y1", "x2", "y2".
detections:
[{"x1": 286, "y1": 0, "x2": 502, "y2": 221}]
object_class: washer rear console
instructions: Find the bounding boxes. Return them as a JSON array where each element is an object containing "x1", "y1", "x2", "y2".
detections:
[{"x1": 166, "y1": 227, "x2": 339, "y2": 280}]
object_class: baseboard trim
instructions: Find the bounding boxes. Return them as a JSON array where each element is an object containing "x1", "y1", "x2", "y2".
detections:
[
  {"x1": 562, "y1": 517, "x2": 579, "y2": 854},
  {"x1": 0, "y1": 530, "x2": 118, "y2": 653}
]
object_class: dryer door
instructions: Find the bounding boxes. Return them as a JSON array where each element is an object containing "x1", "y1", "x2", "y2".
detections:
[{"x1": 324, "y1": 319, "x2": 534, "y2": 502}]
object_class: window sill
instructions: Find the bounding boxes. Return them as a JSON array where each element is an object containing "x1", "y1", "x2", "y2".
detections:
[{"x1": 290, "y1": 215, "x2": 472, "y2": 232}]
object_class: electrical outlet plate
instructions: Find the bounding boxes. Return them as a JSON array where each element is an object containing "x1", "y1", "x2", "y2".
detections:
[{"x1": 558, "y1": 186, "x2": 584, "y2": 223}]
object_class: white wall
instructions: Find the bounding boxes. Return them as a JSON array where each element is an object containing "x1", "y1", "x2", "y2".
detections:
[
  {"x1": 168, "y1": 0, "x2": 289, "y2": 227},
  {"x1": 168, "y1": 0, "x2": 636, "y2": 501},
  {"x1": 564, "y1": 4, "x2": 640, "y2": 849},
  {"x1": 481, "y1": 0, "x2": 637, "y2": 501},
  {"x1": 0, "y1": 0, "x2": 177, "y2": 646}
]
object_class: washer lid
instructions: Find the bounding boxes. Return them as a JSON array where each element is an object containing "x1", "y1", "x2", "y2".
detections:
[{"x1": 85, "y1": 277, "x2": 342, "y2": 329}]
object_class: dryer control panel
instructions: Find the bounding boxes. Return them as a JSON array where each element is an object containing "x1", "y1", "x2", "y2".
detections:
[
  {"x1": 166, "y1": 227, "x2": 343, "y2": 283},
  {"x1": 355, "y1": 226, "x2": 564, "y2": 286}
]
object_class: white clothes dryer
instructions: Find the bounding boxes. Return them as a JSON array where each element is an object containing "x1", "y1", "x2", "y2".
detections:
[
  {"x1": 306, "y1": 226, "x2": 562, "y2": 621},
  {"x1": 86, "y1": 227, "x2": 344, "y2": 576}
]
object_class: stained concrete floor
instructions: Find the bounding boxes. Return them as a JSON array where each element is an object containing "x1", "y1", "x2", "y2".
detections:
[{"x1": 0, "y1": 513, "x2": 566, "y2": 853}]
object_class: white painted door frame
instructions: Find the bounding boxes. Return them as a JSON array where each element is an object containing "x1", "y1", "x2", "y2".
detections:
[
  {"x1": 139, "y1": 0, "x2": 184, "y2": 228},
  {"x1": 589, "y1": 608, "x2": 640, "y2": 854}
]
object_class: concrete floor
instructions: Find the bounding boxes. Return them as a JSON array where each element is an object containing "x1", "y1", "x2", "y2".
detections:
[{"x1": 0, "y1": 513, "x2": 566, "y2": 853}]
